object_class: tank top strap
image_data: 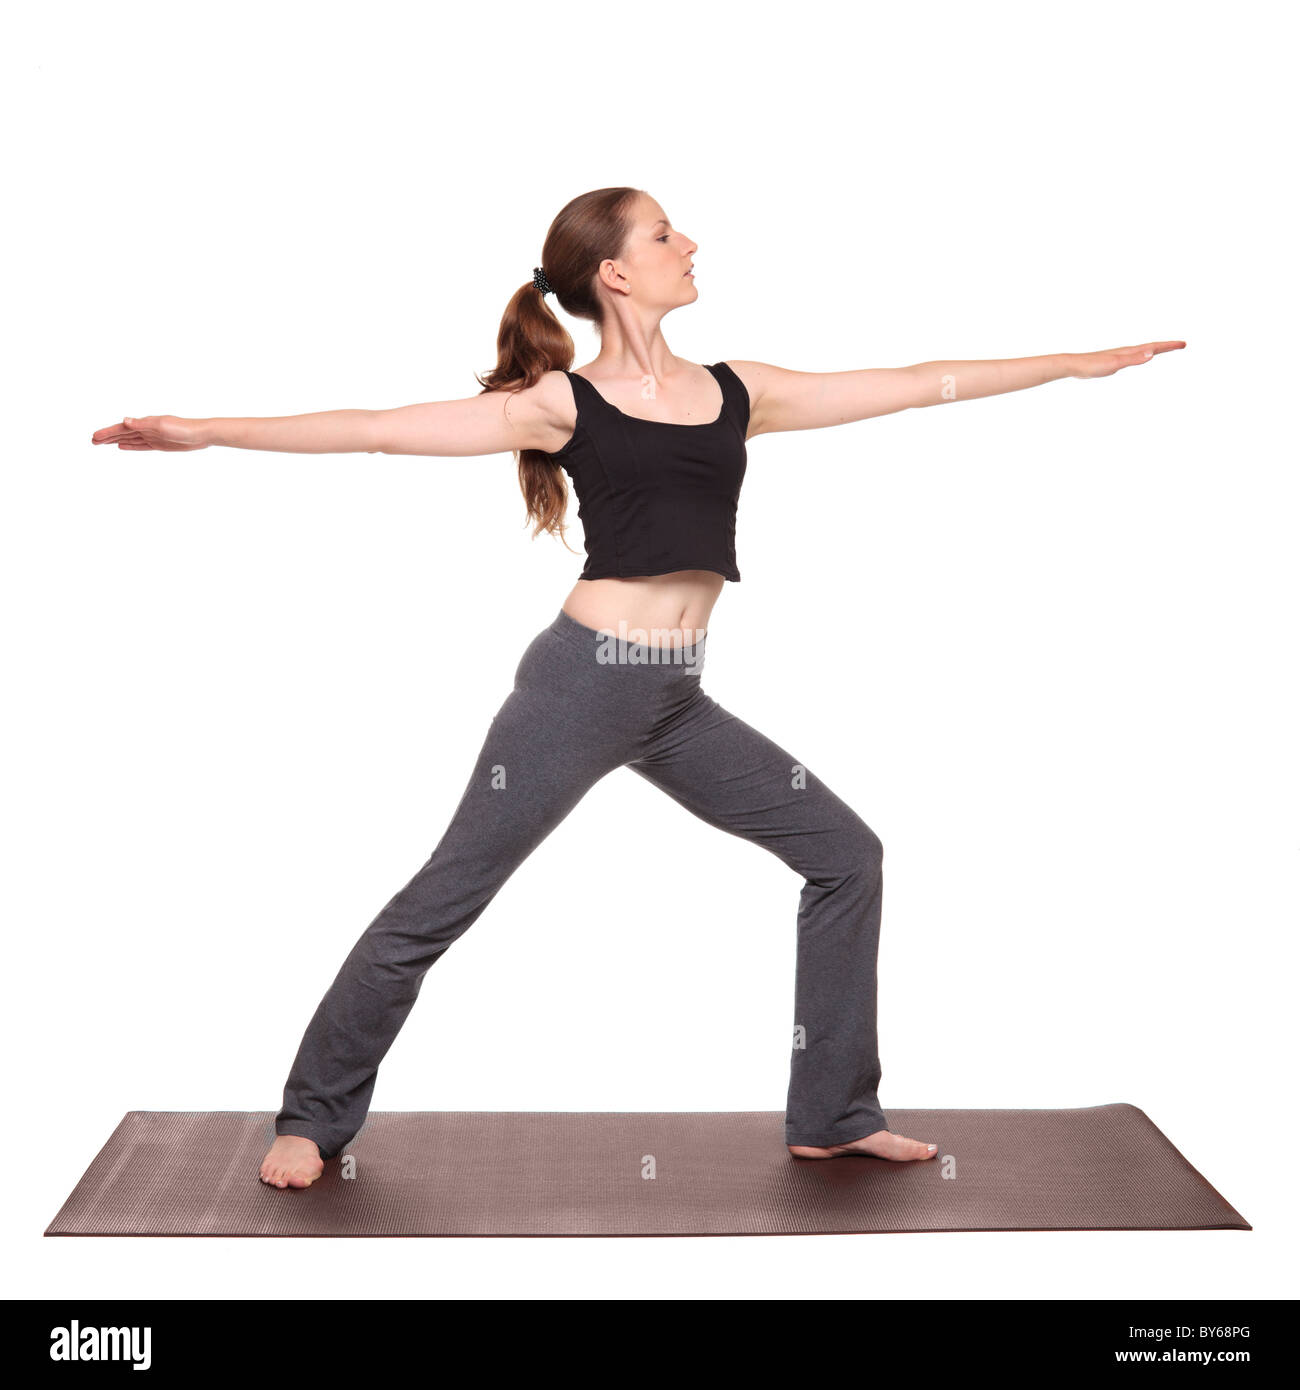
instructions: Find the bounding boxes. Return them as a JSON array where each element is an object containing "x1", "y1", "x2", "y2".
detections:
[
  {"x1": 705, "y1": 361, "x2": 751, "y2": 435},
  {"x1": 561, "y1": 369, "x2": 609, "y2": 419}
]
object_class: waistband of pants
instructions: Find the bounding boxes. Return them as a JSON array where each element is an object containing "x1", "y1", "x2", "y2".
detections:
[{"x1": 547, "y1": 608, "x2": 707, "y2": 668}]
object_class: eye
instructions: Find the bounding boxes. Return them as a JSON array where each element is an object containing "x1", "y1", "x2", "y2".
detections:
[{"x1": 657, "y1": 234, "x2": 671, "y2": 243}]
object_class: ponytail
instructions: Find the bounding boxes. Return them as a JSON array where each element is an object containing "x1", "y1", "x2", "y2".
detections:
[
  {"x1": 475, "y1": 186, "x2": 643, "y2": 544},
  {"x1": 476, "y1": 280, "x2": 576, "y2": 543}
]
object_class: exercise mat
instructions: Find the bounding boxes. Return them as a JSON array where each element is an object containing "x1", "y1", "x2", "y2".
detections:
[{"x1": 45, "y1": 1105, "x2": 1249, "y2": 1237}]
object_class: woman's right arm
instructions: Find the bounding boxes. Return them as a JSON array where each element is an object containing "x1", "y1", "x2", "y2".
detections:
[{"x1": 91, "y1": 372, "x2": 575, "y2": 457}]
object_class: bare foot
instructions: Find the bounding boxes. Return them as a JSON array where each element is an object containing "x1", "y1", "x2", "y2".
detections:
[
  {"x1": 788, "y1": 1130, "x2": 938, "y2": 1161},
  {"x1": 259, "y1": 1134, "x2": 324, "y2": 1188}
]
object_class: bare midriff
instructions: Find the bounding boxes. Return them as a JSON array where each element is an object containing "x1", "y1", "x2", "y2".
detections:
[{"x1": 561, "y1": 570, "x2": 725, "y2": 648}]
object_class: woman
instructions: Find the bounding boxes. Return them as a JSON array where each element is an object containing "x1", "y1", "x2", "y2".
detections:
[{"x1": 93, "y1": 187, "x2": 1183, "y2": 1191}]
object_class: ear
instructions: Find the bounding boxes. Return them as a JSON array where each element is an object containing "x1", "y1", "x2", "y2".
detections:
[{"x1": 596, "y1": 258, "x2": 631, "y2": 294}]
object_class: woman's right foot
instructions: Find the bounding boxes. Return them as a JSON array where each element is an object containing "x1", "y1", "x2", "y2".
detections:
[
  {"x1": 260, "y1": 1135, "x2": 324, "y2": 1188},
  {"x1": 788, "y1": 1130, "x2": 938, "y2": 1161}
]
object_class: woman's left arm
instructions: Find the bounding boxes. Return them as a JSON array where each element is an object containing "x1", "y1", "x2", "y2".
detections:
[{"x1": 730, "y1": 341, "x2": 1185, "y2": 436}]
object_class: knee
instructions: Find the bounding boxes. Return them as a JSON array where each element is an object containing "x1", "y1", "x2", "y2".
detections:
[
  {"x1": 831, "y1": 815, "x2": 883, "y2": 880},
  {"x1": 855, "y1": 819, "x2": 884, "y2": 873}
]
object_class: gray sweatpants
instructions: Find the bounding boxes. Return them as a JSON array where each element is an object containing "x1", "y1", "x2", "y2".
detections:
[{"x1": 276, "y1": 608, "x2": 888, "y2": 1157}]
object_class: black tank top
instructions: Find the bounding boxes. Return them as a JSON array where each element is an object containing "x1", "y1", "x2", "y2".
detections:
[{"x1": 543, "y1": 361, "x2": 751, "y2": 582}]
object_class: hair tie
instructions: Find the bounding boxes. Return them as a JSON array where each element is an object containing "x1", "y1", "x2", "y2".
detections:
[{"x1": 532, "y1": 266, "x2": 551, "y2": 295}]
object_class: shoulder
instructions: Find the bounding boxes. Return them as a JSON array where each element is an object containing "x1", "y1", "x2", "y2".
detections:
[
  {"x1": 523, "y1": 367, "x2": 579, "y2": 423},
  {"x1": 712, "y1": 360, "x2": 799, "y2": 439},
  {"x1": 480, "y1": 369, "x2": 577, "y2": 455},
  {"x1": 512, "y1": 367, "x2": 574, "y2": 404},
  {"x1": 714, "y1": 360, "x2": 786, "y2": 396},
  {"x1": 712, "y1": 360, "x2": 768, "y2": 425},
  {"x1": 714, "y1": 359, "x2": 783, "y2": 411}
]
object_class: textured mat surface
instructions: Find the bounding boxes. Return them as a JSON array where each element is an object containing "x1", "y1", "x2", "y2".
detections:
[{"x1": 45, "y1": 1105, "x2": 1249, "y2": 1237}]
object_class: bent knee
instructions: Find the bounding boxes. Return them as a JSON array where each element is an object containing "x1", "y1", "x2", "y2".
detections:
[
  {"x1": 854, "y1": 820, "x2": 884, "y2": 870},
  {"x1": 826, "y1": 816, "x2": 883, "y2": 878}
]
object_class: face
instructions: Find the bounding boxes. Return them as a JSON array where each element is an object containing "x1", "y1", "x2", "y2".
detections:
[{"x1": 608, "y1": 194, "x2": 698, "y2": 306}]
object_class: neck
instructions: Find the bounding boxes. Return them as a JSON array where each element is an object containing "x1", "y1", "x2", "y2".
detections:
[{"x1": 589, "y1": 299, "x2": 677, "y2": 381}]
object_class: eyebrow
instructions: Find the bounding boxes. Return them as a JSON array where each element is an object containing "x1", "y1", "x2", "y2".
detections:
[{"x1": 650, "y1": 219, "x2": 668, "y2": 231}]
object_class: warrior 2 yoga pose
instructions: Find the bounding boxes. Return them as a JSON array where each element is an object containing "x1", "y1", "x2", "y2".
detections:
[{"x1": 92, "y1": 187, "x2": 1183, "y2": 1190}]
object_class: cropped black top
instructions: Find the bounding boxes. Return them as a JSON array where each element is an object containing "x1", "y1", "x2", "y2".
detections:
[{"x1": 543, "y1": 361, "x2": 751, "y2": 582}]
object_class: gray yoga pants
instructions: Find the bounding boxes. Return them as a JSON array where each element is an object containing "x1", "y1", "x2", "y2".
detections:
[{"x1": 276, "y1": 608, "x2": 888, "y2": 1157}]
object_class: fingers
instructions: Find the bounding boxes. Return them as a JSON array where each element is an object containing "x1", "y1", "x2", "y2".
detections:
[
  {"x1": 1109, "y1": 341, "x2": 1185, "y2": 356},
  {"x1": 1097, "y1": 339, "x2": 1185, "y2": 376},
  {"x1": 91, "y1": 418, "x2": 147, "y2": 444},
  {"x1": 93, "y1": 415, "x2": 166, "y2": 449},
  {"x1": 1127, "y1": 340, "x2": 1186, "y2": 361}
]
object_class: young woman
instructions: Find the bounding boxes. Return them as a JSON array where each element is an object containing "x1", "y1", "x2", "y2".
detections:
[{"x1": 93, "y1": 187, "x2": 1183, "y2": 1190}]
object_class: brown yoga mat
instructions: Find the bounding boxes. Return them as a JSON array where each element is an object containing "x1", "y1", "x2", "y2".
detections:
[{"x1": 45, "y1": 1104, "x2": 1249, "y2": 1237}]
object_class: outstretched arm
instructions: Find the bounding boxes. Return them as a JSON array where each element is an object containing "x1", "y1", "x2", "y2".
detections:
[
  {"x1": 730, "y1": 341, "x2": 1185, "y2": 437},
  {"x1": 90, "y1": 373, "x2": 575, "y2": 456}
]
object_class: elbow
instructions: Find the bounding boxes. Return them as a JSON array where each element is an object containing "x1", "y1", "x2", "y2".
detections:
[
  {"x1": 892, "y1": 364, "x2": 934, "y2": 410},
  {"x1": 363, "y1": 409, "x2": 392, "y2": 455}
]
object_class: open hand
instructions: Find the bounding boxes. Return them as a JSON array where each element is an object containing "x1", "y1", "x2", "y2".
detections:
[
  {"x1": 91, "y1": 415, "x2": 208, "y2": 451},
  {"x1": 1069, "y1": 341, "x2": 1186, "y2": 379}
]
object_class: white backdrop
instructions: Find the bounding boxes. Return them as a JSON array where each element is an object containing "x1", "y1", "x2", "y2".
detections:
[{"x1": 5, "y1": 0, "x2": 1295, "y2": 1300}]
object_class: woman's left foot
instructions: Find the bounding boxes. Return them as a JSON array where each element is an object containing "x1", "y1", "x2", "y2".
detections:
[{"x1": 788, "y1": 1130, "x2": 937, "y2": 1161}]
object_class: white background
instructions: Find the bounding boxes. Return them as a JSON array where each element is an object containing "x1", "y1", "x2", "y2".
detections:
[{"x1": 5, "y1": 0, "x2": 1296, "y2": 1301}]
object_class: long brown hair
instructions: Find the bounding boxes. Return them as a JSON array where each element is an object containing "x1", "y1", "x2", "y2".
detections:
[{"x1": 476, "y1": 186, "x2": 643, "y2": 543}]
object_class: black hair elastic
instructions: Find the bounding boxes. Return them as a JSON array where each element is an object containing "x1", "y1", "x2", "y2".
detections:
[{"x1": 532, "y1": 266, "x2": 551, "y2": 295}]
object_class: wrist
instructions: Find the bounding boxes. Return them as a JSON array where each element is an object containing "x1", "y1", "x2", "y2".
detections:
[
  {"x1": 1058, "y1": 353, "x2": 1081, "y2": 380},
  {"x1": 196, "y1": 417, "x2": 225, "y2": 447}
]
